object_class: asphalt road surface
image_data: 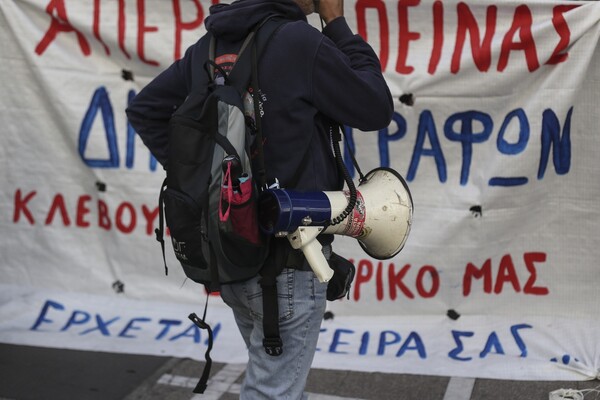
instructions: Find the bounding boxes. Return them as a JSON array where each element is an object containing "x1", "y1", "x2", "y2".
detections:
[{"x1": 0, "y1": 344, "x2": 599, "y2": 400}]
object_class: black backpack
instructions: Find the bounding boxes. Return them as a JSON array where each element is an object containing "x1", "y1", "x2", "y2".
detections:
[
  {"x1": 156, "y1": 26, "x2": 274, "y2": 290},
  {"x1": 153, "y1": 17, "x2": 289, "y2": 393}
]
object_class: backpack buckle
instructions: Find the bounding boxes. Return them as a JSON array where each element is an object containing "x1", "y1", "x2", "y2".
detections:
[
  {"x1": 263, "y1": 337, "x2": 283, "y2": 356},
  {"x1": 265, "y1": 178, "x2": 280, "y2": 190}
]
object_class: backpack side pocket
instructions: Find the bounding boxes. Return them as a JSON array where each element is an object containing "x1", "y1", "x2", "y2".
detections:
[{"x1": 163, "y1": 188, "x2": 208, "y2": 270}]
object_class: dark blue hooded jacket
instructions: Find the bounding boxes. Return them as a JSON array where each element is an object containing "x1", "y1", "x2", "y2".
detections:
[{"x1": 126, "y1": 0, "x2": 393, "y2": 210}]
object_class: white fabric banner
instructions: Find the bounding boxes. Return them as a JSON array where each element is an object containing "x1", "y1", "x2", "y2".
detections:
[{"x1": 1, "y1": 0, "x2": 599, "y2": 381}]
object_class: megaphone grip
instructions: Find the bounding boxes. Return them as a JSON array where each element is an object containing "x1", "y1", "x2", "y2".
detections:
[
  {"x1": 301, "y1": 240, "x2": 334, "y2": 283},
  {"x1": 287, "y1": 227, "x2": 334, "y2": 283}
]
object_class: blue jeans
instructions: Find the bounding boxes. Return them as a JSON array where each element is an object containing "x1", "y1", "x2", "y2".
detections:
[{"x1": 220, "y1": 263, "x2": 328, "y2": 399}]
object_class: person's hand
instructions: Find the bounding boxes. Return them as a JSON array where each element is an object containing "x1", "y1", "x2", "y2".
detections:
[{"x1": 317, "y1": 0, "x2": 343, "y2": 24}]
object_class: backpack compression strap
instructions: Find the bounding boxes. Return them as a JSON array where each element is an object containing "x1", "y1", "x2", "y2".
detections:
[{"x1": 155, "y1": 178, "x2": 168, "y2": 276}]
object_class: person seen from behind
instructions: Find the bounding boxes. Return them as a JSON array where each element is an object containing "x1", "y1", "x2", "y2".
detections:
[{"x1": 126, "y1": 0, "x2": 393, "y2": 398}]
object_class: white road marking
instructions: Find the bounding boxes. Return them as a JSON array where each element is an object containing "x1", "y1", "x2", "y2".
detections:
[
  {"x1": 158, "y1": 364, "x2": 475, "y2": 400},
  {"x1": 157, "y1": 363, "x2": 367, "y2": 400},
  {"x1": 306, "y1": 394, "x2": 367, "y2": 400},
  {"x1": 442, "y1": 377, "x2": 476, "y2": 400},
  {"x1": 157, "y1": 364, "x2": 245, "y2": 400}
]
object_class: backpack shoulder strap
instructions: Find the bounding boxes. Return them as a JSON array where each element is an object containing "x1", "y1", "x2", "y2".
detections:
[
  {"x1": 259, "y1": 238, "x2": 289, "y2": 356},
  {"x1": 248, "y1": 16, "x2": 291, "y2": 357},
  {"x1": 223, "y1": 17, "x2": 288, "y2": 95}
]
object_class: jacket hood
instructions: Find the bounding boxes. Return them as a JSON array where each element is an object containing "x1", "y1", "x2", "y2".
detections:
[{"x1": 205, "y1": 0, "x2": 306, "y2": 41}]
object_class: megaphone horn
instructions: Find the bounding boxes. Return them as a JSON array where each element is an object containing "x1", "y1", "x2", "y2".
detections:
[
  {"x1": 258, "y1": 167, "x2": 413, "y2": 282},
  {"x1": 326, "y1": 168, "x2": 413, "y2": 259}
]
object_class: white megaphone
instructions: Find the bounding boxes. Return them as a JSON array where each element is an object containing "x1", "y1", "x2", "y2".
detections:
[{"x1": 258, "y1": 167, "x2": 413, "y2": 283}]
